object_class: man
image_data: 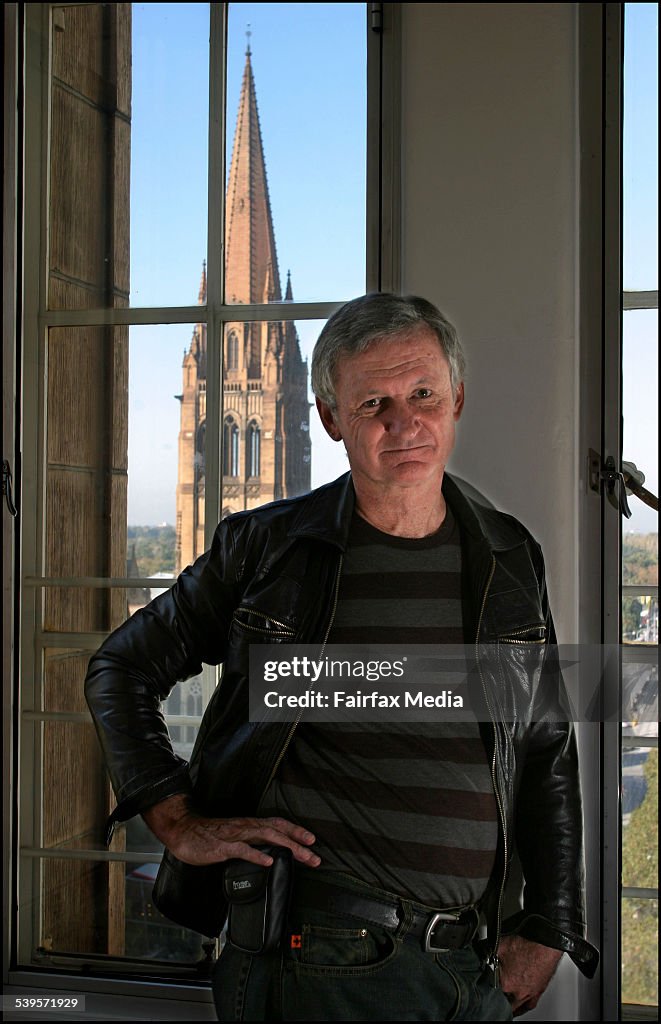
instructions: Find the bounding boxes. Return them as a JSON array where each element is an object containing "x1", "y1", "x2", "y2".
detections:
[{"x1": 86, "y1": 293, "x2": 598, "y2": 1021}]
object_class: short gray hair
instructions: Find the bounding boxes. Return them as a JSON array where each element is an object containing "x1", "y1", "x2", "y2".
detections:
[{"x1": 311, "y1": 293, "x2": 466, "y2": 409}]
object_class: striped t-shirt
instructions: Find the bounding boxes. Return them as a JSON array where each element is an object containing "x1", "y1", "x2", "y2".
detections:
[{"x1": 260, "y1": 504, "x2": 498, "y2": 907}]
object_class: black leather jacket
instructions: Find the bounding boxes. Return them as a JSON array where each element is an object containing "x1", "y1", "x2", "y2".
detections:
[{"x1": 85, "y1": 472, "x2": 598, "y2": 978}]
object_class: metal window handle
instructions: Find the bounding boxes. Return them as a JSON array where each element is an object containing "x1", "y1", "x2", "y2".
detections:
[
  {"x1": 622, "y1": 460, "x2": 659, "y2": 512},
  {"x1": 588, "y1": 451, "x2": 658, "y2": 518},
  {"x1": 2, "y1": 460, "x2": 18, "y2": 517},
  {"x1": 601, "y1": 456, "x2": 632, "y2": 518}
]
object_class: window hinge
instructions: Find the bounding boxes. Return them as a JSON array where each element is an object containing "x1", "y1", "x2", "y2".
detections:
[
  {"x1": 2, "y1": 459, "x2": 18, "y2": 517},
  {"x1": 370, "y1": 3, "x2": 382, "y2": 32}
]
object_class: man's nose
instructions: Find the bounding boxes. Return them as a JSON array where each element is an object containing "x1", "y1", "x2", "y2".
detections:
[{"x1": 382, "y1": 399, "x2": 419, "y2": 435}]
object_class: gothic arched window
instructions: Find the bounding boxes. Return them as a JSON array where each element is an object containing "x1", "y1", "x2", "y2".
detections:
[
  {"x1": 223, "y1": 416, "x2": 240, "y2": 477},
  {"x1": 227, "y1": 331, "x2": 239, "y2": 370},
  {"x1": 247, "y1": 420, "x2": 261, "y2": 477}
]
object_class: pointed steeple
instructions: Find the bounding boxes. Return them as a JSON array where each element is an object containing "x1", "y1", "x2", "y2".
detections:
[
  {"x1": 285, "y1": 269, "x2": 293, "y2": 301},
  {"x1": 225, "y1": 48, "x2": 282, "y2": 305},
  {"x1": 198, "y1": 259, "x2": 207, "y2": 305}
]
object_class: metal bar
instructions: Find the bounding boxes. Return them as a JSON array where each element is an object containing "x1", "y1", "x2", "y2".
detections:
[
  {"x1": 621, "y1": 584, "x2": 658, "y2": 599},
  {"x1": 36, "y1": 631, "x2": 108, "y2": 649},
  {"x1": 622, "y1": 290, "x2": 658, "y2": 311},
  {"x1": 205, "y1": 2, "x2": 225, "y2": 552},
  {"x1": 601, "y1": 6, "x2": 625, "y2": 1018},
  {"x1": 621, "y1": 735, "x2": 658, "y2": 748},
  {"x1": 39, "y1": 300, "x2": 342, "y2": 328},
  {"x1": 20, "y1": 847, "x2": 164, "y2": 865},
  {"x1": 24, "y1": 576, "x2": 175, "y2": 588},
  {"x1": 621, "y1": 887, "x2": 658, "y2": 901},
  {"x1": 22, "y1": 710, "x2": 204, "y2": 728}
]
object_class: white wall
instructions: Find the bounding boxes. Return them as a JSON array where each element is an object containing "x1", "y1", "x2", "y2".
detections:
[
  {"x1": 400, "y1": 2, "x2": 580, "y2": 643},
  {"x1": 400, "y1": 5, "x2": 594, "y2": 1020}
]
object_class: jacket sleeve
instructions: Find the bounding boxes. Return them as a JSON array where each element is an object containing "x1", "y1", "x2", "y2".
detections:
[
  {"x1": 503, "y1": 539, "x2": 599, "y2": 977},
  {"x1": 84, "y1": 518, "x2": 242, "y2": 832}
]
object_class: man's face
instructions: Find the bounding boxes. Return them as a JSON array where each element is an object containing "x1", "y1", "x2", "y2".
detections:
[{"x1": 316, "y1": 326, "x2": 464, "y2": 493}]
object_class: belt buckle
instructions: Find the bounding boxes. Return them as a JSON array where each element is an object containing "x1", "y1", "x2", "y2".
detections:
[{"x1": 423, "y1": 911, "x2": 461, "y2": 953}]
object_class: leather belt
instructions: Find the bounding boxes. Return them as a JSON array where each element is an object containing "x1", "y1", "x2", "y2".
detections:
[{"x1": 291, "y1": 875, "x2": 481, "y2": 954}]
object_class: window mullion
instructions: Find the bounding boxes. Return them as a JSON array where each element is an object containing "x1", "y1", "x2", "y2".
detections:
[{"x1": 204, "y1": 3, "x2": 227, "y2": 547}]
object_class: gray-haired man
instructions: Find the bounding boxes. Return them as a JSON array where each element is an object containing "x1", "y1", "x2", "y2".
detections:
[{"x1": 86, "y1": 293, "x2": 598, "y2": 1020}]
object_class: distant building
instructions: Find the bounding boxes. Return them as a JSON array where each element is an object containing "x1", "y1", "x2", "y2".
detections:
[{"x1": 175, "y1": 44, "x2": 311, "y2": 573}]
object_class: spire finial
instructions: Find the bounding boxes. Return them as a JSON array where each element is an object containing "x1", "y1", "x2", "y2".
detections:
[
  {"x1": 246, "y1": 25, "x2": 252, "y2": 56},
  {"x1": 197, "y1": 259, "x2": 207, "y2": 305}
]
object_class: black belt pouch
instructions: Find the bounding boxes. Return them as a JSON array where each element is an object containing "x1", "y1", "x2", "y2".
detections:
[{"x1": 223, "y1": 845, "x2": 293, "y2": 955}]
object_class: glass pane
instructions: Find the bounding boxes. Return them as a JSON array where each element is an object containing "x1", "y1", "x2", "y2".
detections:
[
  {"x1": 622, "y1": 746, "x2": 658, "y2": 889},
  {"x1": 45, "y1": 325, "x2": 129, "y2": 633},
  {"x1": 24, "y1": 855, "x2": 210, "y2": 963},
  {"x1": 129, "y1": 324, "x2": 197, "y2": 535},
  {"x1": 623, "y1": 4, "x2": 658, "y2": 291},
  {"x1": 48, "y1": 3, "x2": 210, "y2": 310},
  {"x1": 623, "y1": 310, "x2": 659, "y2": 540},
  {"x1": 48, "y1": 4, "x2": 132, "y2": 310},
  {"x1": 130, "y1": 3, "x2": 209, "y2": 306},
  {"x1": 621, "y1": 897, "x2": 659, "y2": 1006},
  {"x1": 225, "y1": 3, "x2": 366, "y2": 304},
  {"x1": 162, "y1": 668, "x2": 210, "y2": 761},
  {"x1": 176, "y1": 317, "x2": 346, "y2": 571}
]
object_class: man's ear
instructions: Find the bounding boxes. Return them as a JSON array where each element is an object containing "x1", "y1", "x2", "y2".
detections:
[
  {"x1": 453, "y1": 382, "x2": 465, "y2": 422},
  {"x1": 316, "y1": 396, "x2": 343, "y2": 441}
]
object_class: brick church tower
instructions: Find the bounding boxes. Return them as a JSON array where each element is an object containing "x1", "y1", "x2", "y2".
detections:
[{"x1": 175, "y1": 44, "x2": 311, "y2": 572}]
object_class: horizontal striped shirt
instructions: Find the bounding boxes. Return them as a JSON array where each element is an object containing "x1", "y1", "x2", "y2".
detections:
[{"x1": 260, "y1": 504, "x2": 498, "y2": 906}]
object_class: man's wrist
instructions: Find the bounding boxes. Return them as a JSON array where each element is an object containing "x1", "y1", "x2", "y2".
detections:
[{"x1": 142, "y1": 792, "x2": 195, "y2": 842}]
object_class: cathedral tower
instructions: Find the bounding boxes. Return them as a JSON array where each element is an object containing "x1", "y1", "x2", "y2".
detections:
[{"x1": 175, "y1": 45, "x2": 311, "y2": 572}]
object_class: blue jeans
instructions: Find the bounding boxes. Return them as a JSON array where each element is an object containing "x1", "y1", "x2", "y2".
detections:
[{"x1": 212, "y1": 874, "x2": 513, "y2": 1022}]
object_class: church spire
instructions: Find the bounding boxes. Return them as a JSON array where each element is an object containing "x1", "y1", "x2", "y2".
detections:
[
  {"x1": 285, "y1": 269, "x2": 293, "y2": 301},
  {"x1": 198, "y1": 259, "x2": 207, "y2": 305},
  {"x1": 225, "y1": 46, "x2": 282, "y2": 304}
]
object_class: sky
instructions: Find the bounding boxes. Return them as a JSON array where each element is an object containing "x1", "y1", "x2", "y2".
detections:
[
  {"x1": 127, "y1": 2, "x2": 364, "y2": 524},
  {"x1": 127, "y1": 2, "x2": 658, "y2": 537}
]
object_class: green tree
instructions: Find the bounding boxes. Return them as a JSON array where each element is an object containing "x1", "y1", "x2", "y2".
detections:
[{"x1": 621, "y1": 748, "x2": 658, "y2": 1005}]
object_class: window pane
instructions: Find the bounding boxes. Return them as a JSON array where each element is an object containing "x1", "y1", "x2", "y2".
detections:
[
  {"x1": 129, "y1": 324, "x2": 197, "y2": 535},
  {"x1": 224, "y1": 3, "x2": 366, "y2": 305},
  {"x1": 48, "y1": 4, "x2": 132, "y2": 310},
  {"x1": 623, "y1": 3, "x2": 658, "y2": 291},
  {"x1": 43, "y1": 650, "x2": 92, "y2": 713},
  {"x1": 622, "y1": 746, "x2": 658, "y2": 889},
  {"x1": 130, "y1": 4, "x2": 209, "y2": 307},
  {"x1": 22, "y1": 855, "x2": 208, "y2": 963},
  {"x1": 46, "y1": 325, "x2": 129, "y2": 633},
  {"x1": 48, "y1": 3, "x2": 210, "y2": 311},
  {"x1": 622, "y1": 897, "x2": 659, "y2": 1006},
  {"x1": 177, "y1": 317, "x2": 346, "y2": 571},
  {"x1": 623, "y1": 310, "x2": 658, "y2": 540}
]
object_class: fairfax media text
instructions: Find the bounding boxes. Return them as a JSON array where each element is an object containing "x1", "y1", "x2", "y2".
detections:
[{"x1": 263, "y1": 689, "x2": 464, "y2": 709}]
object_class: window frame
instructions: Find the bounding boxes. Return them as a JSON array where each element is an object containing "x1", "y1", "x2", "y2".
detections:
[
  {"x1": 597, "y1": 4, "x2": 659, "y2": 1018},
  {"x1": 4, "y1": 0, "x2": 399, "y2": 1004}
]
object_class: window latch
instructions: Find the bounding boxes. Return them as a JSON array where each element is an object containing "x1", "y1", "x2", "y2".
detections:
[
  {"x1": 622, "y1": 460, "x2": 659, "y2": 512},
  {"x1": 588, "y1": 450, "x2": 632, "y2": 518},
  {"x1": 2, "y1": 459, "x2": 18, "y2": 517}
]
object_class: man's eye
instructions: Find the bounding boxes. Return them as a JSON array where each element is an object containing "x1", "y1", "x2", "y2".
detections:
[
  {"x1": 415, "y1": 388, "x2": 432, "y2": 399},
  {"x1": 361, "y1": 398, "x2": 381, "y2": 408}
]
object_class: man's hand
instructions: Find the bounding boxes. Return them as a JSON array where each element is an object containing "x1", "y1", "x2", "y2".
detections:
[
  {"x1": 142, "y1": 794, "x2": 321, "y2": 868},
  {"x1": 498, "y1": 934, "x2": 563, "y2": 1016}
]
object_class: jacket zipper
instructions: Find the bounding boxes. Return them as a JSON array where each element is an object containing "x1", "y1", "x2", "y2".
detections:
[
  {"x1": 260, "y1": 554, "x2": 344, "y2": 798},
  {"x1": 475, "y1": 555, "x2": 508, "y2": 988},
  {"x1": 497, "y1": 624, "x2": 546, "y2": 645},
  {"x1": 236, "y1": 607, "x2": 296, "y2": 634}
]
